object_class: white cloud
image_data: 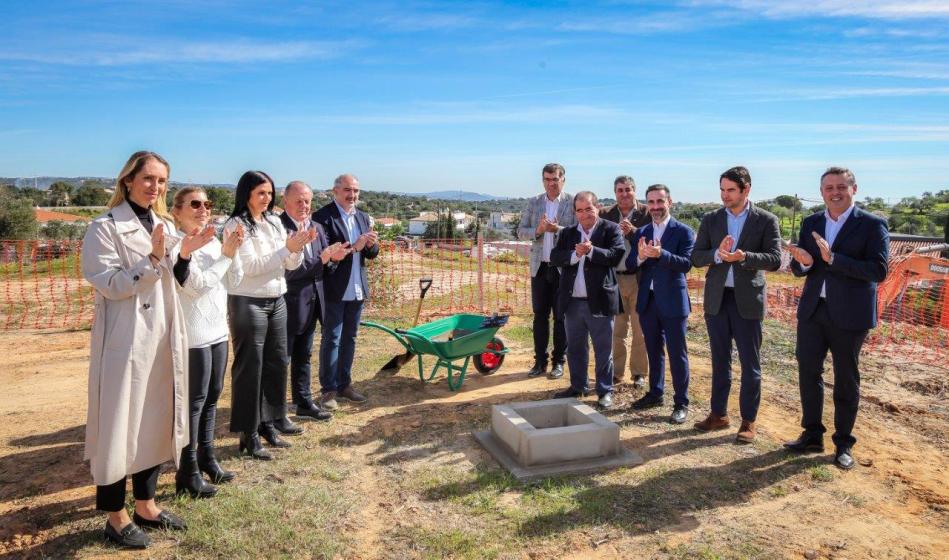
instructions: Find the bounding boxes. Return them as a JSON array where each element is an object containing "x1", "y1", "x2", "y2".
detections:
[
  {"x1": 0, "y1": 38, "x2": 363, "y2": 66},
  {"x1": 686, "y1": 1, "x2": 949, "y2": 20}
]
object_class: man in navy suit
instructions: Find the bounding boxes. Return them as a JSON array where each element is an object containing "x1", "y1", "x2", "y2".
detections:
[
  {"x1": 691, "y1": 167, "x2": 782, "y2": 443},
  {"x1": 313, "y1": 174, "x2": 380, "y2": 411},
  {"x1": 784, "y1": 167, "x2": 889, "y2": 470},
  {"x1": 626, "y1": 184, "x2": 695, "y2": 424},
  {"x1": 280, "y1": 181, "x2": 346, "y2": 422},
  {"x1": 550, "y1": 191, "x2": 625, "y2": 408}
]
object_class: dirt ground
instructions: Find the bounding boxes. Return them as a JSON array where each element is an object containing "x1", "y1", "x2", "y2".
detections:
[{"x1": 0, "y1": 324, "x2": 946, "y2": 559}]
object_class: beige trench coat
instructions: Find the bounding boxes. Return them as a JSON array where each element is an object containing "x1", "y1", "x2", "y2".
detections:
[{"x1": 81, "y1": 201, "x2": 189, "y2": 486}]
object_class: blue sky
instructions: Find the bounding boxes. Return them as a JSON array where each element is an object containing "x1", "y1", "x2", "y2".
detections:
[{"x1": 1, "y1": 1, "x2": 947, "y2": 202}]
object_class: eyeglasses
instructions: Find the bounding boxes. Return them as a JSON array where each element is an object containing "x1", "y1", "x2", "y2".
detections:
[{"x1": 187, "y1": 200, "x2": 212, "y2": 210}]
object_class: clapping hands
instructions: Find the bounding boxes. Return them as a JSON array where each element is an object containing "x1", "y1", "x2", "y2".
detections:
[
  {"x1": 717, "y1": 234, "x2": 745, "y2": 263},
  {"x1": 637, "y1": 236, "x2": 661, "y2": 260}
]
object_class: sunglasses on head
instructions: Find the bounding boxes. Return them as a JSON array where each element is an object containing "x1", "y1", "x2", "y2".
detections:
[{"x1": 187, "y1": 200, "x2": 212, "y2": 210}]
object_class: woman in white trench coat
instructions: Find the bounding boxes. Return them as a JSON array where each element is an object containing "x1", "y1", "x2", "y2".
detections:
[{"x1": 81, "y1": 151, "x2": 212, "y2": 549}]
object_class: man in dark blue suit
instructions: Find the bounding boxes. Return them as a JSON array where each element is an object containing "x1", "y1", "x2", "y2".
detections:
[
  {"x1": 280, "y1": 181, "x2": 346, "y2": 422},
  {"x1": 784, "y1": 167, "x2": 889, "y2": 470},
  {"x1": 691, "y1": 167, "x2": 782, "y2": 443},
  {"x1": 313, "y1": 174, "x2": 380, "y2": 411},
  {"x1": 626, "y1": 184, "x2": 695, "y2": 424},
  {"x1": 549, "y1": 191, "x2": 626, "y2": 408}
]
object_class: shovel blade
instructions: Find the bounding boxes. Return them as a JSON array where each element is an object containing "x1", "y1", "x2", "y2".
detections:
[{"x1": 381, "y1": 351, "x2": 416, "y2": 372}]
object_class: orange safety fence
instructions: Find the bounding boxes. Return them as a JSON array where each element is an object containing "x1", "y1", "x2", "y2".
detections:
[{"x1": 1, "y1": 238, "x2": 946, "y2": 366}]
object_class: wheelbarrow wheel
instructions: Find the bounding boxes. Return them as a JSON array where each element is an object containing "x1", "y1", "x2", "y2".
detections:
[{"x1": 473, "y1": 337, "x2": 505, "y2": 374}]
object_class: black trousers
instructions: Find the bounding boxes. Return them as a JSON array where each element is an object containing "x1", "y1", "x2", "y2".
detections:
[
  {"x1": 530, "y1": 262, "x2": 567, "y2": 367},
  {"x1": 96, "y1": 465, "x2": 160, "y2": 512},
  {"x1": 796, "y1": 299, "x2": 867, "y2": 449},
  {"x1": 228, "y1": 295, "x2": 289, "y2": 433},
  {"x1": 185, "y1": 341, "x2": 228, "y2": 451},
  {"x1": 706, "y1": 289, "x2": 763, "y2": 421},
  {"x1": 288, "y1": 297, "x2": 320, "y2": 407}
]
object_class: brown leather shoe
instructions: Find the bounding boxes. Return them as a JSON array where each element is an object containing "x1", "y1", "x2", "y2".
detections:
[
  {"x1": 338, "y1": 385, "x2": 367, "y2": 403},
  {"x1": 694, "y1": 413, "x2": 730, "y2": 432},
  {"x1": 736, "y1": 420, "x2": 756, "y2": 443},
  {"x1": 319, "y1": 391, "x2": 339, "y2": 411}
]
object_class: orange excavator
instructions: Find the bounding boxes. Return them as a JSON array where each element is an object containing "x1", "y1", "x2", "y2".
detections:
[{"x1": 877, "y1": 244, "x2": 949, "y2": 328}]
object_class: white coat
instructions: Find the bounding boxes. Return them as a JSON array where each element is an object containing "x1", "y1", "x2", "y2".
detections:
[{"x1": 81, "y1": 201, "x2": 189, "y2": 486}]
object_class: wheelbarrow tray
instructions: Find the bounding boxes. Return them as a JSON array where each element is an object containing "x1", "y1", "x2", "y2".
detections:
[{"x1": 362, "y1": 314, "x2": 506, "y2": 391}]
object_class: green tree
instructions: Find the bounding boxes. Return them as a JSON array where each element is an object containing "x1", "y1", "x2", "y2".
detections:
[
  {"x1": 47, "y1": 181, "x2": 73, "y2": 207},
  {"x1": 774, "y1": 195, "x2": 802, "y2": 211},
  {"x1": 41, "y1": 220, "x2": 87, "y2": 240},
  {"x1": 0, "y1": 191, "x2": 39, "y2": 238},
  {"x1": 205, "y1": 187, "x2": 236, "y2": 215},
  {"x1": 422, "y1": 210, "x2": 460, "y2": 240},
  {"x1": 72, "y1": 184, "x2": 111, "y2": 206}
]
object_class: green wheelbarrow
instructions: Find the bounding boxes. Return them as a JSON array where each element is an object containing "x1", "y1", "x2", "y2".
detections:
[{"x1": 361, "y1": 314, "x2": 508, "y2": 391}]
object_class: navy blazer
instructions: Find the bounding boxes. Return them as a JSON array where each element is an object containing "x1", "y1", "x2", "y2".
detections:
[
  {"x1": 550, "y1": 219, "x2": 626, "y2": 317},
  {"x1": 626, "y1": 218, "x2": 695, "y2": 318},
  {"x1": 312, "y1": 202, "x2": 380, "y2": 303},
  {"x1": 791, "y1": 206, "x2": 889, "y2": 331},
  {"x1": 280, "y1": 212, "x2": 330, "y2": 333}
]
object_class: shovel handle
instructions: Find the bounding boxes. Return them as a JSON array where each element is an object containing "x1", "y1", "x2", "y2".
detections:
[{"x1": 419, "y1": 277, "x2": 433, "y2": 298}]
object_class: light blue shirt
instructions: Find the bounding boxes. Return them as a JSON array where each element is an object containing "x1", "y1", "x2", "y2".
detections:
[
  {"x1": 820, "y1": 204, "x2": 855, "y2": 298},
  {"x1": 335, "y1": 201, "x2": 364, "y2": 301},
  {"x1": 714, "y1": 202, "x2": 750, "y2": 288}
]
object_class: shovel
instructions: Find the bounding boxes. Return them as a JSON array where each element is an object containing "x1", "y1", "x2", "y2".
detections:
[{"x1": 380, "y1": 277, "x2": 433, "y2": 371}]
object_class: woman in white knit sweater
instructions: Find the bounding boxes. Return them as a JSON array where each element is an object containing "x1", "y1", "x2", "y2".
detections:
[
  {"x1": 171, "y1": 187, "x2": 245, "y2": 498},
  {"x1": 224, "y1": 171, "x2": 314, "y2": 460}
]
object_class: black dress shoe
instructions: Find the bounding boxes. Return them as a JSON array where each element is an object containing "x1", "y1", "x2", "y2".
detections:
[
  {"x1": 598, "y1": 392, "x2": 614, "y2": 409},
  {"x1": 239, "y1": 432, "x2": 273, "y2": 460},
  {"x1": 548, "y1": 363, "x2": 564, "y2": 379},
  {"x1": 834, "y1": 448, "x2": 855, "y2": 470},
  {"x1": 133, "y1": 510, "x2": 187, "y2": 531},
  {"x1": 272, "y1": 417, "x2": 304, "y2": 435},
  {"x1": 670, "y1": 405, "x2": 689, "y2": 424},
  {"x1": 296, "y1": 402, "x2": 332, "y2": 421},
  {"x1": 259, "y1": 423, "x2": 292, "y2": 448},
  {"x1": 783, "y1": 432, "x2": 825, "y2": 453},
  {"x1": 630, "y1": 394, "x2": 664, "y2": 410},
  {"x1": 104, "y1": 521, "x2": 149, "y2": 549},
  {"x1": 553, "y1": 387, "x2": 590, "y2": 399},
  {"x1": 527, "y1": 363, "x2": 547, "y2": 378}
]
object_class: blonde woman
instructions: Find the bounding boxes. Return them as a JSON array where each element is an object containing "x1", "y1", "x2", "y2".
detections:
[
  {"x1": 171, "y1": 187, "x2": 244, "y2": 498},
  {"x1": 81, "y1": 151, "x2": 213, "y2": 549}
]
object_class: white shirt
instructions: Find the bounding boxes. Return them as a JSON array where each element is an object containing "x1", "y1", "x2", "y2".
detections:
[
  {"x1": 224, "y1": 214, "x2": 304, "y2": 297},
  {"x1": 819, "y1": 204, "x2": 855, "y2": 298},
  {"x1": 542, "y1": 196, "x2": 560, "y2": 262},
  {"x1": 178, "y1": 237, "x2": 243, "y2": 348},
  {"x1": 639, "y1": 214, "x2": 671, "y2": 291},
  {"x1": 291, "y1": 215, "x2": 313, "y2": 258},
  {"x1": 569, "y1": 220, "x2": 596, "y2": 298}
]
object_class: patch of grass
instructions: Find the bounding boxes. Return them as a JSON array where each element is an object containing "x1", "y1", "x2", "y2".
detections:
[
  {"x1": 397, "y1": 526, "x2": 502, "y2": 560},
  {"x1": 501, "y1": 325, "x2": 533, "y2": 347},
  {"x1": 662, "y1": 541, "x2": 767, "y2": 560},
  {"x1": 808, "y1": 464, "x2": 834, "y2": 482},
  {"x1": 768, "y1": 484, "x2": 788, "y2": 498}
]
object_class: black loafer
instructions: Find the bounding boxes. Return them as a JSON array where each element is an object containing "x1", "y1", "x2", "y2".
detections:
[
  {"x1": 598, "y1": 392, "x2": 614, "y2": 409},
  {"x1": 104, "y1": 521, "x2": 149, "y2": 549},
  {"x1": 133, "y1": 510, "x2": 187, "y2": 531},
  {"x1": 272, "y1": 417, "x2": 304, "y2": 435},
  {"x1": 783, "y1": 432, "x2": 825, "y2": 453},
  {"x1": 548, "y1": 363, "x2": 564, "y2": 379},
  {"x1": 630, "y1": 394, "x2": 664, "y2": 410},
  {"x1": 527, "y1": 363, "x2": 547, "y2": 378},
  {"x1": 670, "y1": 405, "x2": 689, "y2": 424},
  {"x1": 553, "y1": 387, "x2": 590, "y2": 399},
  {"x1": 834, "y1": 448, "x2": 855, "y2": 470},
  {"x1": 296, "y1": 403, "x2": 332, "y2": 421}
]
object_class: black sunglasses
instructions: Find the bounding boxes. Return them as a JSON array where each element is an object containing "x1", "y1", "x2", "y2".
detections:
[{"x1": 187, "y1": 200, "x2": 212, "y2": 210}]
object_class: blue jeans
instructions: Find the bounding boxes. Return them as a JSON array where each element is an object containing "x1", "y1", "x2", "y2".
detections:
[{"x1": 319, "y1": 299, "x2": 363, "y2": 394}]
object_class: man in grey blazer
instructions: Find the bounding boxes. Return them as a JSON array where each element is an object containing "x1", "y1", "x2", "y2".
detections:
[
  {"x1": 691, "y1": 166, "x2": 782, "y2": 443},
  {"x1": 517, "y1": 163, "x2": 576, "y2": 379}
]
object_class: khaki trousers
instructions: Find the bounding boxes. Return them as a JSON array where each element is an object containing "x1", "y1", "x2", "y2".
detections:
[{"x1": 613, "y1": 273, "x2": 648, "y2": 381}]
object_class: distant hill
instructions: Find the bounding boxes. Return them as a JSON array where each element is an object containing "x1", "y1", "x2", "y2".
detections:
[
  {"x1": 0, "y1": 177, "x2": 235, "y2": 190},
  {"x1": 403, "y1": 190, "x2": 508, "y2": 202}
]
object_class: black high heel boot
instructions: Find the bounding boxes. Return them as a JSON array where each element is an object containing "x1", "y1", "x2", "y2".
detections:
[
  {"x1": 197, "y1": 445, "x2": 235, "y2": 483},
  {"x1": 238, "y1": 432, "x2": 273, "y2": 460},
  {"x1": 175, "y1": 448, "x2": 218, "y2": 498},
  {"x1": 258, "y1": 422, "x2": 291, "y2": 448}
]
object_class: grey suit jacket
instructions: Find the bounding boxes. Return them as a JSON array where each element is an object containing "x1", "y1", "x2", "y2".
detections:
[
  {"x1": 517, "y1": 191, "x2": 577, "y2": 277},
  {"x1": 691, "y1": 203, "x2": 782, "y2": 320}
]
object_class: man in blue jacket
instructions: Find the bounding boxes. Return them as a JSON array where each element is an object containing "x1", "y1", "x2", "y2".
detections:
[
  {"x1": 784, "y1": 167, "x2": 889, "y2": 470},
  {"x1": 626, "y1": 184, "x2": 695, "y2": 424}
]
